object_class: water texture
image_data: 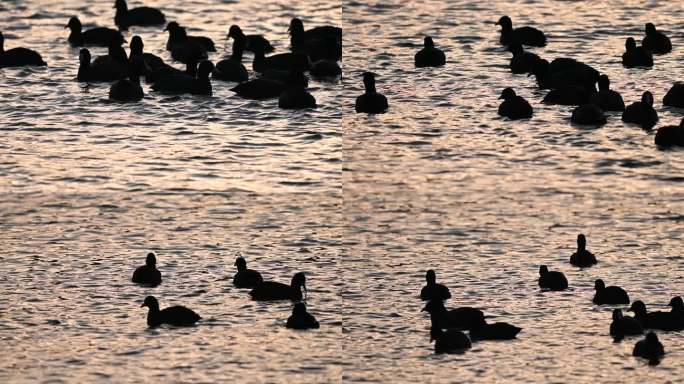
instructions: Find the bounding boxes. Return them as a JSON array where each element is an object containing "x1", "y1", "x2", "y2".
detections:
[
  {"x1": 3, "y1": 0, "x2": 684, "y2": 383},
  {"x1": 0, "y1": 1, "x2": 341, "y2": 383},
  {"x1": 343, "y1": 0, "x2": 683, "y2": 383}
]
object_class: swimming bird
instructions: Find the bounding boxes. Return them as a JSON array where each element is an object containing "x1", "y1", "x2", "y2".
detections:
[
  {"x1": 571, "y1": 104, "x2": 607, "y2": 126},
  {"x1": 141, "y1": 296, "x2": 200, "y2": 327},
  {"x1": 151, "y1": 60, "x2": 213, "y2": 95},
  {"x1": 231, "y1": 70, "x2": 305, "y2": 100},
  {"x1": 468, "y1": 317, "x2": 522, "y2": 340},
  {"x1": 146, "y1": 60, "x2": 197, "y2": 84},
  {"x1": 414, "y1": 36, "x2": 446, "y2": 68},
  {"x1": 610, "y1": 309, "x2": 643, "y2": 342},
  {"x1": 591, "y1": 75, "x2": 624, "y2": 111},
  {"x1": 667, "y1": 296, "x2": 684, "y2": 329},
  {"x1": 538, "y1": 265, "x2": 568, "y2": 291},
  {"x1": 77, "y1": 48, "x2": 125, "y2": 82},
  {"x1": 286, "y1": 302, "x2": 320, "y2": 329},
  {"x1": 128, "y1": 35, "x2": 164, "y2": 76},
  {"x1": 543, "y1": 86, "x2": 591, "y2": 106},
  {"x1": 498, "y1": 88, "x2": 533, "y2": 119},
  {"x1": 249, "y1": 272, "x2": 306, "y2": 301},
  {"x1": 0, "y1": 31, "x2": 47, "y2": 68},
  {"x1": 508, "y1": 42, "x2": 540, "y2": 74},
  {"x1": 530, "y1": 58, "x2": 598, "y2": 92},
  {"x1": 163, "y1": 24, "x2": 210, "y2": 64},
  {"x1": 622, "y1": 38, "x2": 653, "y2": 68},
  {"x1": 66, "y1": 17, "x2": 124, "y2": 47},
  {"x1": 232, "y1": 256, "x2": 263, "y2": 288},
  {"x1": 420, "y1": 269, "x2": 451, "y2": 301},
  {"x1": 288, "y1": 18, "x2": 341, "y2": 43},
  {"x1": 595, "y1": 76, "x2": 624, "y2": 106},
  {"x1": 663, "y1": 83, "x2": 684, "y2": 108},
  {"x1": 642, "y1": 23, "x2": 671, "y2": 54},
  {"x1": 251, "y1": 45, "x2": 311, "y2": 73},
  {"x1": 132, "y1": 252, "x2": 161, "y2": 285},
  {"x1": 114, "y1": 0, "x2": 165, "y2": 30},
  {"x1": 165, "y1": 22, "x2": 215, "y2": 52},
  {"x1": 622, "y1": 91, "x2": 658, "y2": 130},
  {"x1": 227, "y1": 25, "x2": 274, "y2": 54},
  {"x1": 633, "y1": 332, "x2": 665, "y2": 365},
  {"x1": 355, "y1": 72, "x2": 388, "y2": 114},
  {"x1": 109, "y1": 71, "x2": 144, "y2": 102},
  {"x1": 498, "y1": 88, "x2": 533, "y2": 120},
  {"x1": 212, "y1": 35, "x2": 248, "y2": 83},
  {"x1": 310, "y1": 58, "x2": 342, "y2": 79},
  {"x1": 289, "y1": 18, "x2": 341, "y2": 62},
  {"x1": 655, "y1": 118, "x2": 684, "y2": 147},
  {"x1": 430, "y1": 327, "x2": 471, "y2": 354},
  {"x1": 496, "y1": 16, "x2": 546, "y2": 47},
  {"x1": 422, "y1": 300, "x2": 485, "y2": 331},
  {"x1": 629, "y1": 300, "x2": 681, "y2": 331},
  {"x1": 569, "y1": 234, "x2": 597, "y2": 267},
  {"x1": 279, "y1": 86, "x2": 317, "y2": 109},
  {"x1": 593, "y1": 279, "x2": 630, "y2": 305},
  {"x1": 91, "y1": 41, "x2": 129, "y2": 77}
]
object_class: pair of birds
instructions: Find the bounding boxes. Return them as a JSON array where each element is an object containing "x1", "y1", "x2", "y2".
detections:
[
  {"x1": 132, "y1": 253, "x2": 318, "y2": 329},
  {"x1": 622, "y1": 23, "x2": 672, "y2": 68},
  {"x1": 420, "y1": 270, "x2": 522, "y2": 354},
  {"x1": 355, "y1": 35, "x2": 447, "y2": 114}
]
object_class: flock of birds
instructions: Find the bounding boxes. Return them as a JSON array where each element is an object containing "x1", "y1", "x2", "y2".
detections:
[
  {"x1": 133, "y1": 252, "x2": 319, "y2": 330},
  {"x1": 354, "y1": 16, "x2": 684, "y2": 148},
  {"x1": 422, "y1": 233, "x2": 681, "y2": 365},
  {"x1": 0, "y1": 0, "x2": 342, "y2": 108},
  {"x1": 3, "y1": 2, "x2": 682, "y2": 368}
]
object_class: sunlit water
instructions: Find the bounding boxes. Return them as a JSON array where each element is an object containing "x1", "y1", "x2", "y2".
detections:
[
  {"x1": 343, "y1": 0, "x2": 684, "y2": 383},
  {"x1": 4, "y1": 0, "x2": 684, "y2": 382},
  {"x1": 0, "y1": 0, "x2": 341, "y2": 383}
]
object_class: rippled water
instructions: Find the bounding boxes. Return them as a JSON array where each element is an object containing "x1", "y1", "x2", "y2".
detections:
[
  {"x1": 4, "y1": 0, "x2": 684, "y2": 383},
  {"x1": 0, "y1": 0, "x2": 341, "y2": 382},
  {"x1": 343, "y1": 0, "x2": 684, "y2": 383}
]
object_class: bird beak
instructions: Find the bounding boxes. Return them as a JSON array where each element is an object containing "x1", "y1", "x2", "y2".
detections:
[
  {"x1": 141, "y1": 303, "x2": 146, "y2": 308},
  {"x1": 498, "y1": 95, "x2": 504, "y2": 99},
  {"x1": 495, "y1": 21, "x2": 501, "y2": 26},
  {"x1": 421, "y1": 305, "x2": 427, "y2": 312}
]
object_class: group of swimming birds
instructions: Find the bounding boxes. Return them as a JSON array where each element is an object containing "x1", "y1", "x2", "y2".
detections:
[
  {"x1": 422, "y1": 233, "x2": 680, "y2": 365},
  {"x1": 132, "y1": 252, "x2": 319, "y2": 330},
  {"x1": 354, "y1": 16, "x2": 684, "y2": 148},
  {"x1": 0, "y1": 0, "x2": 342, "y2": 108}
]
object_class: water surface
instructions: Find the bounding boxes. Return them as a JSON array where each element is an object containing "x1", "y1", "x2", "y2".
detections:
[
  {"x1": 0, "y1": 0, "x2": 341, "y2": 382},
  {"x1": 343, "y1": 1, "x2": 684, "y2": 382}
]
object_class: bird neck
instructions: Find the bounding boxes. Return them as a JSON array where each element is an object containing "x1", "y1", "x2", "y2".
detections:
[
  {"x1": 253, "y1": 51, "x2": 265, "y2": 72},
  {"x1": 230, "y1": 40, "x2": 244, "y2": 62},
  {"x1": 364, "y1": 79, "x2": 376, "y2": 94},
  {"x1": 78, "y1": 60, "x2": 90, "y2": 77}
]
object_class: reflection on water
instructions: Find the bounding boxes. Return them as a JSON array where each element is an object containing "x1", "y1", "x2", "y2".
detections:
[
  {"x1": 0, "y1": 0, "x2": 341, "y2": 383},
  {"x1": 343, "y1": 0, "x2": 684, "y2": 382}
]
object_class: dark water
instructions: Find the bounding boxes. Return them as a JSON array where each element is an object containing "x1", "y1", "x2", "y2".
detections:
[
  {"x1": 1, "y1": 0, "x2": 341, "y2": 383},
  {"x1": 3, "y1": 0, "x2": 684, "y2": 383}
]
